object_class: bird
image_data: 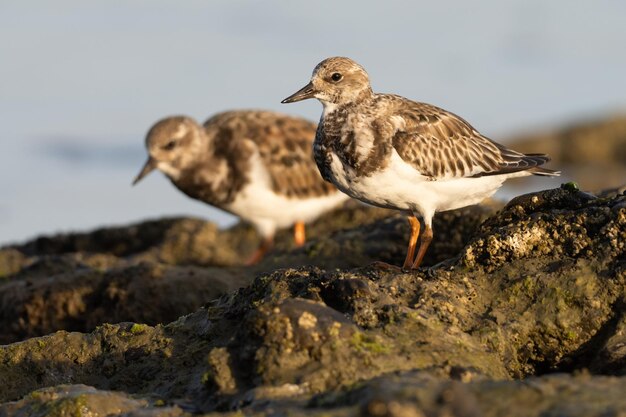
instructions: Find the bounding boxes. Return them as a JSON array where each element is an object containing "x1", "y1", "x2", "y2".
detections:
[
  {"x1": 133, "y1": 110, "x2": 349, "y2": 265},
  {"x1": 282, "y1": 57, "x2": 560, "y2": 270}
]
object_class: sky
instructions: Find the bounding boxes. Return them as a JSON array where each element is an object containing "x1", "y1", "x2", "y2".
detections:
[{"x1": 1, "y1": 0, "x2": 625, "y2": 245}]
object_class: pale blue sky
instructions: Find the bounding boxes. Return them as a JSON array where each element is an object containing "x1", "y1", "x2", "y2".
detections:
[{"x1": 1, "y1": 0, "x2": 625, "y2": 244}]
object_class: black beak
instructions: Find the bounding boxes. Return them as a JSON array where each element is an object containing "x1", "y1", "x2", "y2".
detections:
[
  {"x1": 281, "y1": 82, "x2": 316, "y2": 103},
  {"x1": 132, "y1": 157, "x2": 157, "y2": 185}
]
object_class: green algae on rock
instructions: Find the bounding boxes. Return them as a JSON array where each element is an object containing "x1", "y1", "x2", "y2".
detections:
[{"x1": 0, "y1": 384, "x2": 185, "y2": 417}]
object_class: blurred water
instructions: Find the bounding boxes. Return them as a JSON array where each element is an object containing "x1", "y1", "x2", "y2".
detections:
[{"x1": 1, "y1": 0, "x2": 625, "y2": 245}]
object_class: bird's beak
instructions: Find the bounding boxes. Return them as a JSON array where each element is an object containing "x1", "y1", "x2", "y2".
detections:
[
  {"x1": 281, "y1": 81, "x2": 316, "y2": 103},
  {"x1": 132, "y1": 157, "x2": 157, "y2": 185}
]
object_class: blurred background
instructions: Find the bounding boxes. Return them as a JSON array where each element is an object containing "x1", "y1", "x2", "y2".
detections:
[{"x1": 1, "y1": 0, "x2": 625, "y2": 245}]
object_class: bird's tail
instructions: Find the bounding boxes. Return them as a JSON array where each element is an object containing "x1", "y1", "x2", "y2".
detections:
[
  {"x1": 529, "y1": 166, "x2": 561, "y2": 176},
  {"x1": 523, "y1": 154, "x2": 561, "y2": 176}
]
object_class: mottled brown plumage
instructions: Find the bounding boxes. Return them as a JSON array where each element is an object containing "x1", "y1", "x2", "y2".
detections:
[
  {"x1": 133, "y1": 110, "x2": 347, "y2": 264},
  {"x1": 313, "y1": 93, "x2": 555, "y2": 182},
  {"x1": 202, "y1": 111, "x2": 337, "y2": 199},
  {"x1": 283, "y1": 56, "x2": 559, "y2": 270},
  {"x1": 382, "y1": 97, "x2": 554, "y2": 179}
]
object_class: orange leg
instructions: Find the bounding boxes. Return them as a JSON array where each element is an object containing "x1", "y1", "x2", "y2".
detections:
[
  {"x1": 294, "y1": 221, "x2": 306, "y2": 247},
  {"x1": 244, "y1": 236, "x2": 274, "y2": 265},
  {"x1": 402, "y1": 216, "x2": 421, "y2": 270},
  {"x1": 411, "y1": 224, "x2": 433, "y2": 269}
]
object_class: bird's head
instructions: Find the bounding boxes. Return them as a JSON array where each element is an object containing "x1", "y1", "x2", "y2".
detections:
[
  {"x1": 282, "y1": 57, "x2": 372, "y2": 108},
  {"x1": 133, "y1": 116, "x2": 203, "y2": 185}
]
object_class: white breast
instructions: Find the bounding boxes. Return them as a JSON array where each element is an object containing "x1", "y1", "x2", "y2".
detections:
[
  {"x1": 224, "y1": 151, "x2": 348, "y2": 238},
  {"x1": 326, "y1": 149, "x2": 512, "y2": 224}
]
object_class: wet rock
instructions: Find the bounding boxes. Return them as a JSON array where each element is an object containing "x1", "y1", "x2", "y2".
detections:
[
  {"x1": 0, "y1": 384, "x2": 147, "y2": 417},
  {"x1": 0, "y1": 261, "x2": 249, "y2": 344},
  {"x1": 0, "y1": 248, "x2": 27, "y2": 278},
  {"x1": 0, "y1": 186, "x2": 624, "y2": 415},
  {"x1": 315, "y1": 371, "x2": 626, "y2": 417},
  {"x1": 462, "y1": 184, "x2": 625, "y2": 271},
  {"x1": 448, "y1": 186, "x2": 626, "y2": 376},
  {"x1": 588, "y1": 295, "x2": 626, "y2": 375},
  {"x1": 0, "y1": 264, "x2": 507, "y2": 410},
  {"x1": 0, "y1": 201, "x2": 493, "y2": 344},
  {"x1": 3, "y1": 201, "x2": 391, "y2": 269}
]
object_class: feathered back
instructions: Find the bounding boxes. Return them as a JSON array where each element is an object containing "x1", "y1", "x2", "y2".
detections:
[
  {"x1": 204, "y1": 111, "x2": 337, "y2": 198},
  {"x1": 386, "y1": 97, "x2": 560, "y2": 179}
]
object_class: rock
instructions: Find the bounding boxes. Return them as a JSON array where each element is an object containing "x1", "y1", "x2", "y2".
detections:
[
  {"x1": 0, "y1": 186, "x2": 624, "y2": 415},
  {"x1": 0, "y1": 261, "x2": 249, "y2": 344},
  {"x1": 323, "y1": 371, "x2": 626, "y2": 417},
  {"x1": 461, "y1": 184, "x2": 621, "y2": 271},
  {"x1": 0, "y1": 384, "x2": 185, "y2": 417},
  {"x1": 0, "y1": 201, "x2": 493, "y2": 344},
  {"x1": 3, "y1": 373, "x2": 626, "y2": 416},
  {"x1": 0, "y1": 249, "x2": 27, "y2": 278},
  {"x1": 2, "y1": 201, "x2": 391, "y2": 268}
]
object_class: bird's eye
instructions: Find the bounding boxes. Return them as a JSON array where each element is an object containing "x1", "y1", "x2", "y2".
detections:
[
  {"x1": 331, "y1": 72, "x2": 343, "y2": 82},
  {"x1": 162, "y1": 140, "x2": 177, "y2": 151}
]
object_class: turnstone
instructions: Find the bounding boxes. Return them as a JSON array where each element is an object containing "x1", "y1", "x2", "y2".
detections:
[
  {"x1": 282, "y1": 57, "x2": 560, "y2": 270},
  {"x1": 133, "y1": 110, "x2": 348, "y2": 264}
]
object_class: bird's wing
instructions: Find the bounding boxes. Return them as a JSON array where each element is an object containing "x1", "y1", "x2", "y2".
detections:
[
  {"x1": 205, "y1": 110, "x2": 337, "y2": 198},
  {"x1": 382, "y1": 96, "x2": 552, "y2": 179}
]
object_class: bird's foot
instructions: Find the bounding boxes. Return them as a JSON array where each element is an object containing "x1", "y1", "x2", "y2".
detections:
[
  {"x1": 244, "y1": 237, "x2": 274, "y2": 266},
  {"x1": 425, "y1": 266, "x2": 437, "y2": 279},
  {"x1": 244, "y1": 250, "x2": 265, "y2": 266},
  {"x1": 293, "y1": 221, "x2": 306, "y2": 247}
]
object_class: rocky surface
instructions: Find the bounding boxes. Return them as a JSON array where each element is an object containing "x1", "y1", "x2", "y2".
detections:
[
  {"x1": 0, "y1": 201, "x2": 493, "y2": 345},
  {"x1": 0, "y1": 184, "x2": 625, "y2": 416}
]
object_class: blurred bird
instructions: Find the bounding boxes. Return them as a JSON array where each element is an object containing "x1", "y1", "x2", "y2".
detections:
[
  {"x1": 133, "y1": 110, "x2": 348, "y2": 264},
  {"x1": 282, "y1": 57, "x2": 559, "y2": 270}
]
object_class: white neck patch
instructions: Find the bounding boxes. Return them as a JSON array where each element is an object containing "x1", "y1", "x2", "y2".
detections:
[{"x1": 321, "y1": 102, "x2": 339, "y2": 118}]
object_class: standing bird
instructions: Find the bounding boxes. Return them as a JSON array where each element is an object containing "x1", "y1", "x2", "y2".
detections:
[
  {"x1": 133, "y1": 110, "x2": 348, "y2": 264},
  {"x1": 282, "y1": 57, "x2": 559, "y2": 270}
]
